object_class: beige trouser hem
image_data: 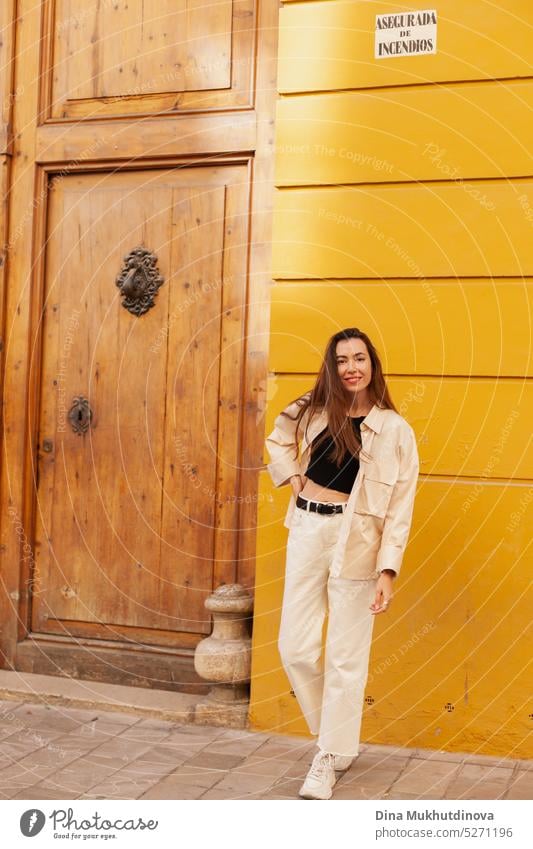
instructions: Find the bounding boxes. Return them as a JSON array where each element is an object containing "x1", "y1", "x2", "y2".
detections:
[{"x1": 278, "y1": 506, "x2": 377, "y2": 758}]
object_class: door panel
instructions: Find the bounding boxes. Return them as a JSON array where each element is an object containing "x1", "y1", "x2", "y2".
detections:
[
  {"x1": 33, "y1": 165, "x2": 248, "y2": 645},
  {"x1": 46, "y1": 0, "x2": 255, "y2": 119}
]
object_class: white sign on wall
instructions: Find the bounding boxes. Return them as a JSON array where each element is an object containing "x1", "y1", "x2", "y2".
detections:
[{"x1": 375, "y1": 10, "x2": 437, "y2": 58}]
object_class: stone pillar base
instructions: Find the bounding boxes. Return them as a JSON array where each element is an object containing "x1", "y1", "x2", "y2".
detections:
[
  {"x1": 193, "y1": 583, "x2": 253, "y2": 730},
  {"x1": 193, "y1": 698, "x2": 249, "y2": 729}
]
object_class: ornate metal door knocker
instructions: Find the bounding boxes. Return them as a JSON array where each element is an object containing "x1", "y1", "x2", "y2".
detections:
[{"x1": 116, "y1": 247, "x2": 164, "y2": 316}]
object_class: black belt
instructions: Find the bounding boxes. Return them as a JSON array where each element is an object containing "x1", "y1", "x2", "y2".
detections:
[{"x1": 296, "y1": 495, "x2": 347, "y2": 515}]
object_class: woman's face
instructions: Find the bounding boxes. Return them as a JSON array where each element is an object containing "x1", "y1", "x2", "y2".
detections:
[{"x1": 335, "y1": 338, "x2": 372, "y2": 396}]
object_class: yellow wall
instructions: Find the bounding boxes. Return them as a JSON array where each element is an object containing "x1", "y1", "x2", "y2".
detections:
[{"x1": 250, "y1": 0, "x2": 533, "y2": 758}]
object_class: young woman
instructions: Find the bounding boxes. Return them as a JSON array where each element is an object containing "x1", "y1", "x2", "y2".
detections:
[{"x1": 265, "y1": 327, "x2": 419, "y2": 800}]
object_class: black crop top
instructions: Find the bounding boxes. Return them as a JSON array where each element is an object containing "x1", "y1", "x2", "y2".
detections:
[{"x1": 304, "y1": 416, "x2": 365, "y2": 495}]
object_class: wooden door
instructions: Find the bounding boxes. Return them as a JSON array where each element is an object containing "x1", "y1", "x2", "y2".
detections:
[{"x1": 0, "y1": 1, "x2": 277, "y2": 690}]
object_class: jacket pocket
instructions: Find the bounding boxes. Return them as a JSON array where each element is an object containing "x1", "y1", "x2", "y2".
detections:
[
  {"x1": 341, "y1": 513, "x2": 382, "y2": 579},
  {"x1": 356, "y1": 463, "x2": 398, "y2": 519}
]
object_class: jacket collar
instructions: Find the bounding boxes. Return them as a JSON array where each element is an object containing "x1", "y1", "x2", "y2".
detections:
[
  {"x1": 361, "y1": 404, "x2": 385, "y2": 434},
  {"x1": 303, "y1": 402, "x2": 386, "y2": 445}
]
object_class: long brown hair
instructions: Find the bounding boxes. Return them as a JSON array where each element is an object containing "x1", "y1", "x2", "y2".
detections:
[{"x1": 282, "y1": 327, "x2": 398, "y2": 465}]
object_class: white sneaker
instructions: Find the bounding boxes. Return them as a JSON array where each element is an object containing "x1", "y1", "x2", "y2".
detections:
[
  {"x1": 334, "y1": 754, "x2": 355, "y2": 771},
  {"x1": 299, "y1": 751, "x2": 337, "y2": 800}
]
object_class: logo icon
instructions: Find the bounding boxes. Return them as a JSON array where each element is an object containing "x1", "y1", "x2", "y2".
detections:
[{"x1": 20, "y1": 810, "x2": 46, "y2": 837}]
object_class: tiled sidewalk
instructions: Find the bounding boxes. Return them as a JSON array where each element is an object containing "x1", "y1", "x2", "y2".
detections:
[{"x1": 0, "y1": 700, "x2": 530, "y2": 801}]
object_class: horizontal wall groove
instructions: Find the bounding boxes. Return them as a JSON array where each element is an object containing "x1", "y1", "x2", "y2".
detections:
[
  {"x1": 269, "y1": 373, "x2": 533, "y2": 380},
  {"x1": 417, "y1": 475, "x2": 533, "y2": 486},
  {"x1": 272, "y1": 276, "x2": 533, "y2": 282},
  {"x1": 278, "y1": 74, "x2": 533, "y2": 98},
  {"x1": 275, "y1": 176, "x2": 533, "y2": 191}
]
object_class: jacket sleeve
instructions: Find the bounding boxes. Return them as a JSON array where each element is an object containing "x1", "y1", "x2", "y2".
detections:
[
  {"x1": 376, "y1": 424, "x2": 419, "y2": 577},
  {"x1": 264, "y1": 399, "x2": 307, "y2": 487}
]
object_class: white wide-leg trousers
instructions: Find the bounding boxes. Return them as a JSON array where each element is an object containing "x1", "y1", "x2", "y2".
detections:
[{"x1": 278, "y1": 505, "x2": 377, "y2": 757}]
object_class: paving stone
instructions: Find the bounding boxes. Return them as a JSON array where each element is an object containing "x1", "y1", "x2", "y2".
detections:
[
  {"x1": 134, "y1": 717, "x2": 178, "y2": 732},
  {"x1": 356, "y1": 750, "x2": 412, "y2": 766},
  {"x1": 412, "y1": 748, "x2": 466, "y2": 763},
  {"x1": 383, "y1": 790, "x2": 443, "y2": 800},
  {"x1": 259, "y1": 793, "x2": 297, "y2": 801},
  {"x1": 338, "y1": 766, "x2": 404, "y2": 791},
  {"x1": 165, "y1": 728, "x2": 210, "y2": 746},
  {"x1": 0, "y1": 700, "x2": 22, "y2": 711},
  {"x1": 461, "y1": 754, "x2": 519, "y2": 768},
  {"x1": 150, "y1": 765, "x2": 226, "y2": 790},
  {"x1": 82, "y1": 735, "x2": 156, "y2": 769},
  {"x1": 0, "y1": 729, "x2": 60, "y2": 767},
  {"x1": 126, "y1": 744, "x2": 190, "y2": 774},
  {"x1": 389, "y1": 759, "x2": 460, "y2": 796},
  {"x1": 204, "y1": 735, "x2": 268, "y2": 758},
  {"x1": 514, "y1": 759, "x2": 533, "y2": 771},
  {"x1": 0, "y1": 721, "x2": 24, "y2": 743},
  {"x1": 253, "y1": 738, "x2": 315, "y2": 761},
  {"x1": 282, "y1": 760, "x2": 309, "y2": 780},
  {"x1": 181, "y1": 751, "x2": 245, "y2": 771},
  {"x1": 232, "y1": 755, "x2": 294, "y2": 778},
  {"x1": 36, "y1": 761, "x2": 118, "y2": 797},
  {"x1": 200, "y1": 788, "x2": 244, "y2": 800},
  {"x1": 77, "y1": 718, "x2": 137, "y2": 743},
  {"x1": 119, "y1": 725, "x2": 176, "y2": 745},
  {"x1": 82, "y1": 711, "x2": 140, "y2": 727},
  {"x1": 213, "y1": 771, "x2": 277, "y2": 794},
  {"x1": 332, "y1": 784, "x2": 388, "y2": 800},
  {"x1": 0, "y1": 717, "x2": 144, "y2": 799},
  {"x1": 140, "y1": 780, "x2": 206, "y2": 800},
  {"x1": 11, "y1": 705, "x2": 87, "y2": 734},
  {"x1": 170, "y1": 724, "x2": 225, "y2": 740},
  {"x1": 83, "y1": 747, "x2": 185, "y2": 799},
  {"x1": 505, "y1": 770, "x2": 533, "y2": 799},
  {"x1": 445, "y1": 764, "x2": 514, "y2": 800},
  {"x1": 270, "y1": 776, "x2": 303, "y2": 797},
  {"x1": 12, "y1": 785, "x2": 76, "y2": 800},
  {"x1": 0, "y1": 762, "x2": 55, "y2": 797},
  {"x1": 217, "y1": 728, "x2": 271, "y2": 744},
  {"x1": 363, "y1": 743, "x2": 415, "y2": 758},
  {"x1": 82, "y1": 772, "x2": 162, "y2": 799},
  {"x1": 139, "y1": 767, "x2": 224, "y2": 799}
]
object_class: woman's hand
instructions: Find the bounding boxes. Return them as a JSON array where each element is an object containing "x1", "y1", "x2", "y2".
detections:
[
  {"x1": 290, "y1": 474, "x2": 305, "y2": 500},
  {"x1": 370, "y1": 571, "x2": 395, "y2": 615}
]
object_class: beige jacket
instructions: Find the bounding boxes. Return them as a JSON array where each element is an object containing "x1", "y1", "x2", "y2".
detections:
[{"x1": 265, "y1": 397, "x2": 419, "y2": 580}]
